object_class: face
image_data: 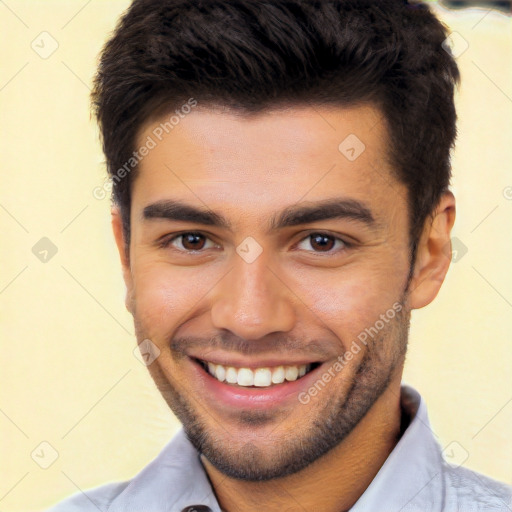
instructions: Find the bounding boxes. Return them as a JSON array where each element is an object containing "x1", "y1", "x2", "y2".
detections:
[{"x1": 118, "y1": 105, "x2": 416, "y2": 480}]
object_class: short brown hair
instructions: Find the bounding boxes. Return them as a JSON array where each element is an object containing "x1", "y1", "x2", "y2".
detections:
[{"x1": 92, "y1": 0, "x2": 460, "y2": 252}]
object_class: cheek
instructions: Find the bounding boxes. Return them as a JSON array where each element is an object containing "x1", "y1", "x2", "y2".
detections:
[
  {"x1": 287, "y1": 263, "x2": 406, "y2": 340},
  {"x1": 130, "y1": 259, "x2": 224, "y2": 336}
]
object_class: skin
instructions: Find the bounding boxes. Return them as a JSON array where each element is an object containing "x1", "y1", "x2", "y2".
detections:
[{"x1": 112, "y1": 104, "x2": 455, "y2": 512}]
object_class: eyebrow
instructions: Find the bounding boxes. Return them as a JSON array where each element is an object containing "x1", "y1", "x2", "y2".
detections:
[{"x1": 142, "y1": 198, "x2": 376, "y2": 232}]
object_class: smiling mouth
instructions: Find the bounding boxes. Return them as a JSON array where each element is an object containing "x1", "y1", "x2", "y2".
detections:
[{"x1": 195, "y1": 358, "x2": 321, "y2": 388}]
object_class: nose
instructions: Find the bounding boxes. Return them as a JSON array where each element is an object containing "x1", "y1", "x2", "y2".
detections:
[{"x1": 210, "y1": 252, "x2": 296, "y2": 340}]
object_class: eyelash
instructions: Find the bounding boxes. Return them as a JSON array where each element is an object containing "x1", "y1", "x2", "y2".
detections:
[{"x1": 159, "y1": 231, "x2": 351, "y2": 255}]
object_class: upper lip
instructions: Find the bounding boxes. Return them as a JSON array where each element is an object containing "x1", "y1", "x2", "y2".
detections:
[{"x1": 189, "y1": 351, "x2": 322, "y2": 369}]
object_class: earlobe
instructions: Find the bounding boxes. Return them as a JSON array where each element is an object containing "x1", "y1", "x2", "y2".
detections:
[
  {"x1": 111, "y1": 207, "x2": 134, "y2": 313},
  {"x1": 408, "y1": 191, "x2": 456, "y2": 310}
]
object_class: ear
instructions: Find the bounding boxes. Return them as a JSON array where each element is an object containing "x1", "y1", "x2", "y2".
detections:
[
  {"x1": 408, "y1": 191, "x2": 456, "y2": 310},
  {"x1": 112, "y1": 207, "x2": 134, "y2": 314}
]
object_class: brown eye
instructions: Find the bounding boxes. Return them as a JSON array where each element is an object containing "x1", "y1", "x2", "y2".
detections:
[
  {"x1": 310, "y1": 234, "x2": 335, "y2": 251},
  {"x1": 166, "y1": 232, "x2": 218, "y2": 252},
  {"x1": 181, "y1": 233, "x2": 206, "y2": 250},
  {"x1": 296, "y1": 232, "x2": 348, "y2": 253}
]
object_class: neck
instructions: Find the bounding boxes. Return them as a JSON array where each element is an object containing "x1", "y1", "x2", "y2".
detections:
[{"x1": 202, "y1": 381, "x2": 403, "y2": 512}]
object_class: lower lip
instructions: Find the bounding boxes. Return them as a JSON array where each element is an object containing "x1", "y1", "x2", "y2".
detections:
[{"x1": 189, "y1": 357, "x2": 325, "y2": 410}]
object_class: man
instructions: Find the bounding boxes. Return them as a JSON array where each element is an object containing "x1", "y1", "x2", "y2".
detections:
[{"x1": 48, "y1": 0, "x2": 512, "y2": 510}]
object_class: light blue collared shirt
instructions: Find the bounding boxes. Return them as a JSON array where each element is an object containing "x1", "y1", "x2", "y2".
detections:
[{"x1": 47, "y1": 386, "x2": 512, "y2": 512}]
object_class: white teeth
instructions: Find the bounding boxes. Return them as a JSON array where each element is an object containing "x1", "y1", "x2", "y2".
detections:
[
  {"x1": 215, "y1": 364, "x2": 226, "y2": 382},
  {"x1": 271, "y1": 366, "x2": 285, "y2": 384},
  {"x1": 225, "y1": 366, "x2": 238, "y2": 384},
  {"x1": 237, "y1": 368, "x2": 254, "y2": 386},
  {"x1": 285, "y1": 366, "x2": 299, "y2": 381},
  {"x1": 253, "y1": 368, "x2": 272, "y2": 387},
  {"x1": 203, "y1": 361, "x2": 313, "y2": 387}
]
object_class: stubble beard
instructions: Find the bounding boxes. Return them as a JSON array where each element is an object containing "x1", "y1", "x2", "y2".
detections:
[{"x1": 134, "y1": 300, "x2": 410, "y2": 481}]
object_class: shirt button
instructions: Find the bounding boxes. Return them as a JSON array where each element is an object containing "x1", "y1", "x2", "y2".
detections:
[{"x1": 181, "y1": 507, "x2": 213, "y2": 512}]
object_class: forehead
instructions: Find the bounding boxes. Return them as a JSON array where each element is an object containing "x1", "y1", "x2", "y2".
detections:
[{"x1": 132, "y1": 104, "x2": 405, "y2": 223}]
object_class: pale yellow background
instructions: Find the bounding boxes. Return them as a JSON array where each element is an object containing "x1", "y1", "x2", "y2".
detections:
[{"x1": 1, "y1": 1, "x2": 511, "y2": 510}]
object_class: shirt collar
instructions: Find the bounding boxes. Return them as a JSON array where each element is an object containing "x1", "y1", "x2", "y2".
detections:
[
  {"x1": 108, "y1": 385, "x2": 443, "y2": 512},
  {"x1": 350, "y1": 385, "x2": 445, "y2": 512},
  {"x1": 108, "y1": 428, "x2": 222, "y2": 512}
]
